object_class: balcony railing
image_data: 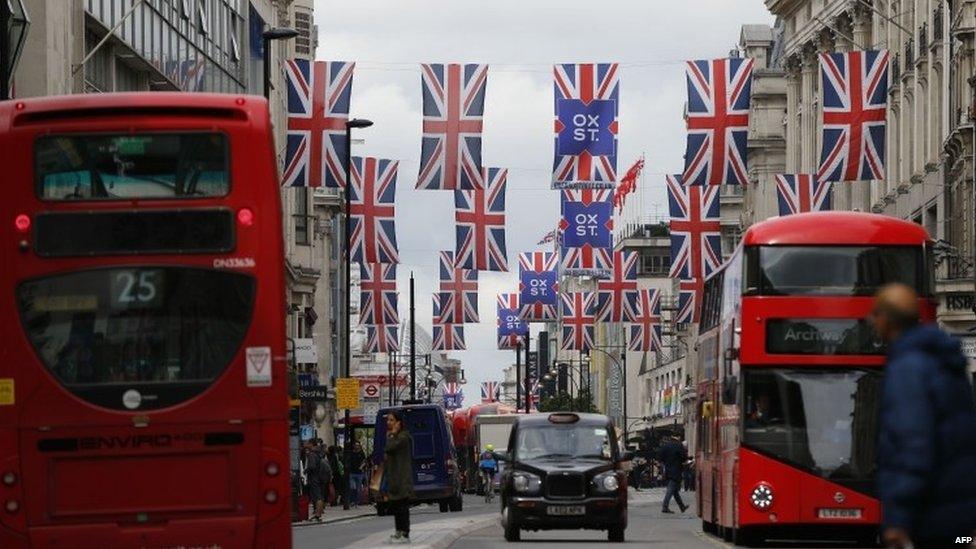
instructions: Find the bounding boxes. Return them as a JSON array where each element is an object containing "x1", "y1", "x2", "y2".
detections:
[{"x1": 937, "y1": 255, "x2": 975, "y2": 281}]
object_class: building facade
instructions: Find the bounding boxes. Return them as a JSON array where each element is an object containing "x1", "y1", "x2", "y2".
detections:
[{"x1": 765, "y1": 0, "x2": 976, "y2": 358}]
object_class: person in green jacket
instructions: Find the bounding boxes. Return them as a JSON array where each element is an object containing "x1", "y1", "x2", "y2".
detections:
[{"x1": 384, "y1": 409, "x2": 414, "y2": 544}]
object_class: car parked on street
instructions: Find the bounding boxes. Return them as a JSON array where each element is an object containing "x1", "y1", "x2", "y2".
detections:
[{"x1": 497, "y1": 412, "x2": 631, "y2": 542}]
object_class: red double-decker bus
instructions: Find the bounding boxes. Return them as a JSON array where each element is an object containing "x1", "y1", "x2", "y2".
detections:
[
  {"x1": 0, "y1": 93, "x2": 290, "y2": 547},
  {"x1": 696, "y1": 211, "x2": 936, "y2": 545}
]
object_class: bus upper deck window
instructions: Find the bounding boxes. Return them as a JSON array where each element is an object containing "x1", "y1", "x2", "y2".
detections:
[{"x1": 35, "y1": 133, "x2": 230, "y2": 200}]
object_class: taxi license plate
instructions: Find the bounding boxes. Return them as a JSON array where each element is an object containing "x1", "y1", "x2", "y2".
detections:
[
  {"x1": 547, "y1": 505, "x2": 585, "y2": 516},
  {"x1": 818, "y1": 508, "x2": 862, "y2": 519}
]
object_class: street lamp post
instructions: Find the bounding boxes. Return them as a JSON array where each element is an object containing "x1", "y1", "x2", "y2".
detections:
[
  {"x1": 341, "y1": 118, "x2": 373, "y2": 511},
  {"x1": 589, "y1": 346, "x2": 629, "y2": 443},
  {"x1": 261, "y1": 27, "x2": 299, "y2": 100}
]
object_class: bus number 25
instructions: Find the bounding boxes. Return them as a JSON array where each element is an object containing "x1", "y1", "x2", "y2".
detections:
[{"x1": 115, "y1": 271, "x2": 158, "y2": 304}]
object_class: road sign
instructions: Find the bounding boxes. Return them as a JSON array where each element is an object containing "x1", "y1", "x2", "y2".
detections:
[
  {"x1": 336, "y1": 378, "x2": 360, "y2": 410},
  {"x1": 362, "y1": 400, "x2": 380, "y2": 423},
  {"x1": 362, "y1": 382, "x2": 380, "y2": 398}
]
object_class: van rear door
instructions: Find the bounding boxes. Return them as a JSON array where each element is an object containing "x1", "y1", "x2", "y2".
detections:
[{"x1": 405, "y1": 409, "x2": 446, "y2": 489}]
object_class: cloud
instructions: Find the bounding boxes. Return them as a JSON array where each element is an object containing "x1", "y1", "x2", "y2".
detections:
[{"x1": 314, "y1": 0, "x2": 774, "y2": 394}]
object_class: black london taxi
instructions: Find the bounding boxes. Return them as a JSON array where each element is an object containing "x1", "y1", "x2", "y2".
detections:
[{"x1": 496, "y1": 412, "x2": 630, "y2": 542}]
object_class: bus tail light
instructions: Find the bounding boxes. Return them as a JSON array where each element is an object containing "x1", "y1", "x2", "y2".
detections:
[
  {"x1": 1, "y1": 472, "x2": 15, "y2": 486},
  {"x1": 265, "y1": 462, "x2": 280, "y2": 477},
  {"x1": 14, "y1": 214, "x2": 30, "y2": 233},
  {"x1": 237, "y1": 208, "x2": 254, "y2": 227},
  {"x1": 749, "y1": 483, "x2": 774, "y2": 511},
  {"x1": 264, "y1": 489, "x2": 278, "y2": 504},
  {"x1": 4, "y1": 500, "x2": 18, "y2": 514}
]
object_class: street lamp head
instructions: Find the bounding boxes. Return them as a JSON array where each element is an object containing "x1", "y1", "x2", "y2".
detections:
[
  {"x1": 542, "y1": 373, "x2": 553, "y2": 382},
  {"x1": 262, "y1": 27, "x2": 300, "y2": 41},
  {"x1": 347, "y1": 118, "x2": 374, "y2": 129}
]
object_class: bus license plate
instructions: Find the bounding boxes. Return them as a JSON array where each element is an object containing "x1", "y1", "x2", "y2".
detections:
[
  {"x1": 818, "y1": 508, "x2": 862, "y2": 519},
  {"x1": 547, "y1": 505, "x2": 585, "y2": 516}
]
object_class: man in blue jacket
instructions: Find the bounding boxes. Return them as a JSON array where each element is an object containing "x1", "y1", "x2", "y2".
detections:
[{"x1": 871, "y1": 283, "x2": 976, "y2": 547}]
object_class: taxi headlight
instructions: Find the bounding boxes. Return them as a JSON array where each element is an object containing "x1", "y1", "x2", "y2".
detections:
[
  {"x1": 513, "y1": 472, "x2": 541, "y2": 494},
  {"x1": 594, "y1": 471, "x2": 619, "y2": 492}
]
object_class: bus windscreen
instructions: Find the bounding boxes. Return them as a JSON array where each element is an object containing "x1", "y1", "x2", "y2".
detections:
[
  {"x1": 745, "y1": 245, "x2": 927, "y2": 296},
  {"x1": 16, "y1": 267, "x2": 254, "y2": 411},
  {"x1": 35, "y1": 133, "x2": 229, "y2": 200},
  {"x1": 742, "y1": 368, "x2": 882, "y2": 495}
]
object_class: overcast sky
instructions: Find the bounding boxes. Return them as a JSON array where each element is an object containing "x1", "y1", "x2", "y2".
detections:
[{"x1": 313, "y1": 1, "x2": 775, "y2": 400}]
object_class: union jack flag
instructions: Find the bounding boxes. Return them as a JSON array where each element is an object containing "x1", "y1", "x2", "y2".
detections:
[
  {"x1": 629, "y1": 288, "x2": 662, "y2": 352},
  {"x1": 683, "y1": 58, "x2": 754, "y2": 186},
  {"x1": 559, "y1": 189, "x2": 613, "y2": 277},
  {"x1": 365, "y1": 323, "x2": 399, "y2": 354},
  {"x1": 437, "y1": 251, "x2": 478, "y2": 324},
  {"x1": 442, "y1": 382, "x2": 464, "y2": 410},
  {"x1": 775, "y1": 174, "x2": 833, "y2": 216},
  {"x1": 675, "y1": 279, "x2": 698, "y2": 324},
  {"x1": 667, "y1": 174, "x2": 722, "y2": 281},
  {"x1": 432, "y1": 294, "x2": 466, "y2": 351},
  {"x1": 455, "y1": 168, "x2": 508, "y2": 272},
  {"x1": 497, "y1": 293, "x2": 528, "y2": 350},
  {"x1": 596, "y1": 251, "x2": 639, "y2": 323},
  {"x1": 552, "y1": 63, "x2": 619, "y2": 189},
  {"x1": 283, "y1": 60, "x2": 354, "y2": 188},
  {"x1": 481, "y1": 381, "x2": 500, "y2": 403},
  {"x1": 359, "y1": 263, "x2": 398, "y2": 326},
  {"x1": 530, "y1": 379, "x2": 541, "y2": 411},
  {"x1": 518, "y1": 252, "x2": 559, "y2": 322},
  {"x1": 818, "y1": 50, "x2": 889, "y2": 182},
  {"x1": 560, "y1": 292, "x2": 596, "y2": 352},
  {"x1": 350, "y1": 157, "x2": 399, "y2": 264},
  {"x1": 417, "y1": 63, "x2": 488, "y2": 190}
]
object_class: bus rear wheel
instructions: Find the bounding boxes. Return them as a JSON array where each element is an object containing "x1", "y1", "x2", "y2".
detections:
[
  {"x1": 608, "y1": 526, "x2": 625, "y2": 542},
  {"x1": 439, "y1": 500, "x2": 450, "y2": 513}
]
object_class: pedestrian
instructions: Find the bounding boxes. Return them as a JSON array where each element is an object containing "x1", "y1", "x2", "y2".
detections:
[
  {"x1": 349, "y1": 441, "x2": 367, "y2": 508},
  {"x1": 382, "y1": 410, "x2": 414, "y2": 544},
  {"x1": 327, "y1": 445, "x2": 344, "y2": 507},
  {"x1": 304, "y1": 439, "x2": 331, "y2": 522},
  {"x1": 657, "y1": 435, "x2": 689, "y2": 514},
  {"x1": 871, "y1": 283, "x2": 976, "y2": 548}
]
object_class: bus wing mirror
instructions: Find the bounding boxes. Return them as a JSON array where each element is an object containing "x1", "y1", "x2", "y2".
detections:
[{"x1": 493, "y1": 451, "x2": 509, "y2": 462}]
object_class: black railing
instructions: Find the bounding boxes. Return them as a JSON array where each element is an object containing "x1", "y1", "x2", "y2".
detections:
[
  {"x1": 934, "y1": 5, "x2": 944, "y2": 41},
  {"x1": 939, "y1": 255, "x2": 975, "y2": 281}
]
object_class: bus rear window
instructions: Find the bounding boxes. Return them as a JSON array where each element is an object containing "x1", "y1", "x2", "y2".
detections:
[
  {"x1": 745, "y1": 245, "x2": 928, "y2": 296},
  {"x1": 16, "y1": 267, "x2": 254, "y2": 411},
  {"x1": 35, "y1": 133, "x2": 229, "y2": 200}
]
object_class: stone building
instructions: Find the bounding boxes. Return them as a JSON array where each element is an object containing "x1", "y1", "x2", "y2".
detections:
[{"x1": 765, "y1": 0, "x2": 975, "y2": 354}]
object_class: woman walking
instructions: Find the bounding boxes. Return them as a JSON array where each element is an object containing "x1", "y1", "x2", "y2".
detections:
[{"x1": 383, "y1": 410, "x2": 414, "y2": 544}]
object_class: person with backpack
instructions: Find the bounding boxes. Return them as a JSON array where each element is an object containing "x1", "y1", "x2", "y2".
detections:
[{"x1": 304, "y1": 438, "x2": 331, "y2": 522}]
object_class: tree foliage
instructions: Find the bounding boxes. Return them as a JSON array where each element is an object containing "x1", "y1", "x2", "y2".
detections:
[{"x1": 538, "y1": 391, "x2": 597, "y2": 413}]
